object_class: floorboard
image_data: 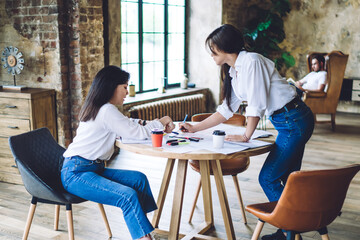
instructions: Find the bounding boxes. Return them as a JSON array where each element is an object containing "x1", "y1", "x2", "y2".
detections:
[{"x1": 0, "y1": 112, "x2": 359, "y2": 239}]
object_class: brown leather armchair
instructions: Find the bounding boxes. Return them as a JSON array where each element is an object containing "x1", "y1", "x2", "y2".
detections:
[
  {"x1": 188, "y1": 113, "x2": 249, "y2": 224},
  {"x1": 303, "y1": 51, "x2": 349, "y2": 131},
  {"x1": 245, "y1": 164, "x2": 360, "y2": 240}
]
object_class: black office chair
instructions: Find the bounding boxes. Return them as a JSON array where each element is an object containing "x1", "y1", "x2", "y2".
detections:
[{"x1": 9, "y1": 128, "x2": 112, "y2": 240}]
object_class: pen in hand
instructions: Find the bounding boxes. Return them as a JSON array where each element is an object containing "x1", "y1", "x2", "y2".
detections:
[{"x1": 180, "y1": 114, "x2": 188, "y2": 131}]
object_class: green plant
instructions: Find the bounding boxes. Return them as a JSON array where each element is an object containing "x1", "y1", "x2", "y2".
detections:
[{"x1": 243, "y1": 0, "x2": 295, "y2": 70}]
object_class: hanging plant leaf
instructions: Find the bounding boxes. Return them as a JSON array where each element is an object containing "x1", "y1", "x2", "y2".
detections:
[
  {"x1": 282, "y1": 52, "x2": 296, "y2": 67},
  {"x1": 257, "y1": 19, "x2": 272, "y2": 32},
  {"x1": 243, "y1": 0, "x2": 294, "y2": 71}
]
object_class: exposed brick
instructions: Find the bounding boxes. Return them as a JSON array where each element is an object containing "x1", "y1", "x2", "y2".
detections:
[
  {"x1": 42, "y1": 15, "x2": 58, "y2": 23},
  {"x1": 22, "y1": 0, "x2": 31, "y2": 6},
  {"x1": 32, "y1": 0, "x2": 41, "y2": 6},
  {"x1": 49, "y1": 5, "x2": 58, "y2": 14},
  {"x1": 50, "y1": 41, "x2": 57, "y2": 48},
  {"x1": 42, "y1": 0, "x2": 57, "y2": 5},
  {"x1": 43, "y1": 32, "x2": 57, "y2": 40},
  {"x1": 13, "y1": 0, "x2": 21, "y2": 8},
  {"x1": 29, "y1": 7, "x2": 40, "y2": 15},
  {"x1": 69, "y1": 40, "x2": 80, "y2": 48},
  {"x1": 41, "y1": 7, "x2": 50, "y2": 14},
  {"x1": 11, "y1": 8, "x2": 20, "y2": 14},
  {"x1": 79, "y1": 15, "x2": 87, "y2": 22}
]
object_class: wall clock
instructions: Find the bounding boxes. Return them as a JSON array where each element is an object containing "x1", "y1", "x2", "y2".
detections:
[{"x1": 1, "y1": 46, "x2": 25, "y2": 88}]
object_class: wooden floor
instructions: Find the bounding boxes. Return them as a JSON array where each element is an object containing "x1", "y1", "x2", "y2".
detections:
[{"x1": 0, "y1": 112, "x2": 359, "y2": 240}]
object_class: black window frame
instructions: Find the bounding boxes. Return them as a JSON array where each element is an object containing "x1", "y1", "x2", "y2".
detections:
[{"x1": 120, "y1": 0, "x2": 187, "y2": 93}]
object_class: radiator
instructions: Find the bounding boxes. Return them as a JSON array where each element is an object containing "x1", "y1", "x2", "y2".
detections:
[{"x1": 128, "y1": 94, "x2": 206, "y2": 121}]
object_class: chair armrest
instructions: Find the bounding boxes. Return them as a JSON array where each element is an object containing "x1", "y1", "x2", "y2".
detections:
[{"x1": 303, "y1": 91, "x2": 326, "y2": 100}]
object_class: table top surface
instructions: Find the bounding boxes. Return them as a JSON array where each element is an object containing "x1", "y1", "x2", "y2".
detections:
[{"x1": 116, "y1": 135, "x2": 275, "y2": 160}]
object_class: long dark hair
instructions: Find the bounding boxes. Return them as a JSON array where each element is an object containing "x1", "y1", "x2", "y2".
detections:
[
  {"x1": 79, "y1": 65, "x2": 130, "y2": 121},
  {"x1": 206, "y1": 24, "x2": 250, "y2": 111}
]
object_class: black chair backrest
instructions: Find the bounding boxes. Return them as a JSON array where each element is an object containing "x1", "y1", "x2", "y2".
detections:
[{"x1": 9, "y1": 128, "x2": 65, "y2": 193}]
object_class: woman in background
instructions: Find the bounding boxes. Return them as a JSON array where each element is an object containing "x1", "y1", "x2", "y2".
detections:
[
  {"x1": 61, "y1": 66, "x2": 175, "y2": 240},
  {"x1": 179, "y1": 24, "x2": 314, "y2": 240}
]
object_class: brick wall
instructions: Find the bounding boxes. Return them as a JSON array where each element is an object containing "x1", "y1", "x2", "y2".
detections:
[{"x1": 0, "y1": 0, "x2": 105, "y2": 147}]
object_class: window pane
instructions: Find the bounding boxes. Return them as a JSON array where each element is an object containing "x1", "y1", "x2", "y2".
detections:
[
  {"x1": 143, "y1": 61, "x2": 164, "y2": 91},
  {"x1": 122, "y1": 63, "x2": 140, "y2": 91},
  {"x1": 143, "y1": 0, "x2": 164, "y2": 4},
  {"x1": 121, "y1": 1, "x2": 138, "y2": 32},
  {"x1": 168, "y1": 5, "x2": 185, "y2": 33},
  {"x1": 121, "y1": 33, "x2": 139, "y2": 64},
  {"x1": 168, "y1": 0, "x2": 184, "y2": 6},
  {"x1": 143, "y1": 3, "x2": 164, "y2": 32},
  {"x1": 143, "y1": 33, "x2": 164, "y2": 62},
  {"x1": 168, "y1": 60, "x2": 184, "y2": 85},
  {"x1": 168, "y1": 33, "x2": 184, "y2": 61}
]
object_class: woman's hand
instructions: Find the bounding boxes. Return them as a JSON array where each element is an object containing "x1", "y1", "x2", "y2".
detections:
[
  {"x1": 225, "y1": 134, "x2": 248, "y2": 142},
  {"x1": 159, "y1": 116, "x2": 175, "y2": 133},
  {"x1": 178, "y1": 122, "x2": 197, "y2": 133}
]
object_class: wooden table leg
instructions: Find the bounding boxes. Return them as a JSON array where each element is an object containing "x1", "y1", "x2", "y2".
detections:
[
  {"x1": 169, "y1": 159, "x2": 188, "y2": 240},
  {"x1": 199, "y1": 160, "x2": 214, "y2": 225},
  {"x1": 211, "y1": 159, "x2": 236, "y2": 239},
  {"x1": 152, "y1": 158, "x2": 175, "y2": 228}
]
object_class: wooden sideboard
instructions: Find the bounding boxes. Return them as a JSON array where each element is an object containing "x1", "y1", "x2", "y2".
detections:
[{"x1": 0, "y1": 88, "x2": 57, "y2": 184}]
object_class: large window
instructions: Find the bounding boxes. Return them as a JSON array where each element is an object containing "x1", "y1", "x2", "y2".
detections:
[{"x1": 121, "y1": 0, "x2": 186, "y2": 93}]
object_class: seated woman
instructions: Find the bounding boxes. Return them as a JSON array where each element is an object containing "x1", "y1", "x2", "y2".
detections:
[
  {"x1": 61, "y1": 65, "x2": 175, "y2": 240},
  {"x1": 293, "y1": 54, "x2": 327, "y2": 97}
]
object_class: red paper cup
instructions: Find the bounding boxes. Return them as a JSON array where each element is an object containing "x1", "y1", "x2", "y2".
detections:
[{"x1": 151, "y1": 129, "x2": 164, "y2": 147}]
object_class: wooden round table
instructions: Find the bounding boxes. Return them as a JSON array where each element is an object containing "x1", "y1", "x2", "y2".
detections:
[{"x1": 116, "y1": 136, "x2": 275, "y2": 240}]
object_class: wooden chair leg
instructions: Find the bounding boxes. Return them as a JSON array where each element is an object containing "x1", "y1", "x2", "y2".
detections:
[
  {"x1": 251, "y1": 220, "x2": 264, "y2": 240},
  {"x1": 54, "y1": 205, "x2": 60, "y2": 230},
  {"x1": 232, "y1": 175, "x2": 247, "y2": 224},
  {"x1": 23, "y1": 197, "x2": 38, "y2": 240},
  {"x1": 66, "y1": 204, "x2": 75, "y2": 240},
  {"x1": 188, "y1": 178, "x2": 201, "y2": 223},
  {"x1": 321, "y1": 234, "x2": 330, "y2": 240},
  {"x1": 98, "y1": 203, "x2": 112, "y2": 238},
  {"x1": 331, "y1": 113, "x2": 336, "y2": 131}
]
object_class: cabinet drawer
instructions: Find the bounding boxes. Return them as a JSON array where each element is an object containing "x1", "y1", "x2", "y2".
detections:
[
  {"x1": 0, "y1": 118, "x2": 31, "y2": 137},
  {"x1": 0, "y1": 137, "x2": 12, "y2": 156},
  {"x1": 353, "y1": 80, "x2": 360, "y2": 90},
  {"x1": 0, "y1": 156, "x2": 18, "y2": 174},
  {"x1": 0, "y1": 97, "x2": 30, "y2": 118},
  {"x1": 351, "y1": 91, "x2": 360, "y2": 101}
]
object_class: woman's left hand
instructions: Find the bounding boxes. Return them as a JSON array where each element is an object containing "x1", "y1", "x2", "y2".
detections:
[
  {"x1": 159, "y1": 116, "x2": 175, "y2": 133},
  {"x1": 225, "y1": 134, "x2": 248, "y2": 142},
  {"x1": 164, "y1": 121, "x2": 175, "y2": 133}
]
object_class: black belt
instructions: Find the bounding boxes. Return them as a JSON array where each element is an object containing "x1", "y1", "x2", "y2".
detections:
[{"x1": 272, "y1": 97, "x2": 301, "y2": 115}]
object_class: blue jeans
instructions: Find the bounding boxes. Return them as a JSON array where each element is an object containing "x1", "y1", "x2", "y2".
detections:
[
  {"x1": 259, "y1": 100, "x2": 314, "y2": 202},
  {"x1": 61, "y1": 156, "x2": 157, "y2": 239}
]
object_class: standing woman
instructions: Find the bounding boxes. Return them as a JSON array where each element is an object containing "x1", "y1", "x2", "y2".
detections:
[
  {"x1": 179, "y1": 24, "x2": 314, "y2": 240},
  {"x1": 61, "y1": 66, "x2": 175, "y2": 240}
]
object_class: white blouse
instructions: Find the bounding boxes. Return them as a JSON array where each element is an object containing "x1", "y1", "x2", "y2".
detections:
[
  {"x1": 216, "y1": 51, "x2": 297, "y2": 119},
  {"x1": 63, "y1": 103, "x2": 163, "y2": 161}
]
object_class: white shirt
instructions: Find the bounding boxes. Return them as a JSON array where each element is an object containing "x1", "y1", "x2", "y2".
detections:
[
  {"x1": 63, "y1": 103, "x2": 163, "y2": 161},
  {"x1": 300, "y1": 71, "x2": 327, "y2": 91},
  {"x1": 216, "y1": 51, "x2": 297, "y2": 119}
]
